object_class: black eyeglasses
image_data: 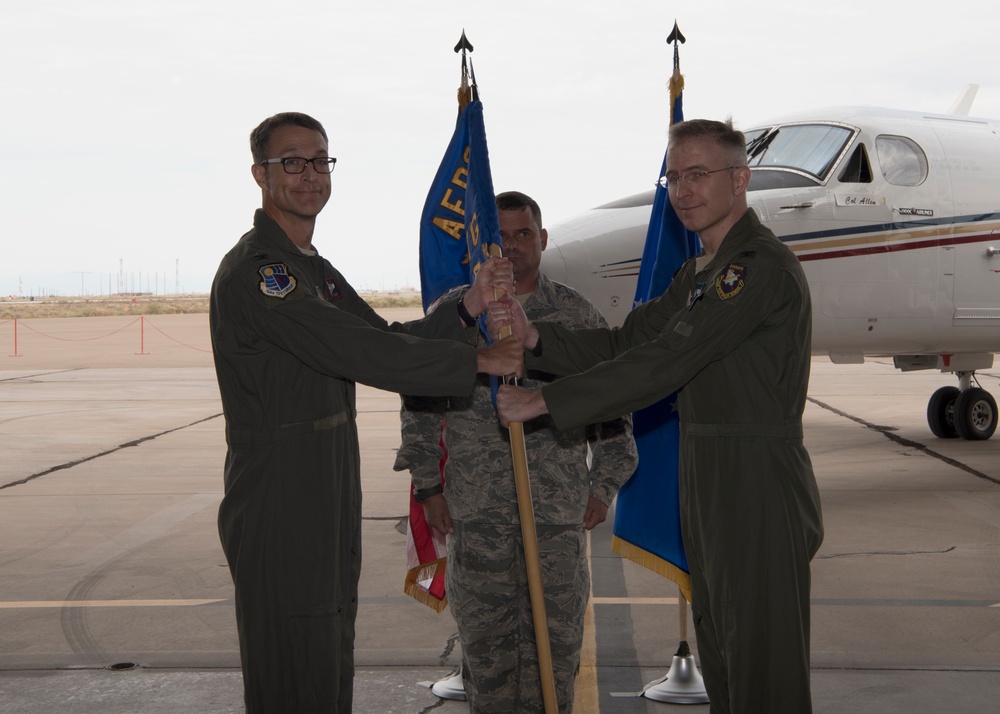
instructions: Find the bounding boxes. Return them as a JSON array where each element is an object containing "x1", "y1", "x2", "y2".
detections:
[
  {"x1": 260, "y1": 157, "x2": 337, "y2": 174},
  {"x1": 659, "y1": 166, "x2": 740, "y2": 189}
]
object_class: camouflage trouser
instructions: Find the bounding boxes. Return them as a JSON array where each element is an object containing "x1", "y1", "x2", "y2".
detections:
[{"x1": 447, "y1": 521, "x2": 589, "y2": 714}]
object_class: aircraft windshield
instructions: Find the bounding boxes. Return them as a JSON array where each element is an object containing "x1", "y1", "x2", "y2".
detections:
[{"x1": 746, "y1": 124, "x2": 855, "y2": 181}]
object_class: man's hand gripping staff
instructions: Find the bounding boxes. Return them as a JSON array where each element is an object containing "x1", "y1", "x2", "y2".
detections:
[
  {"x1": 488, "y1": 294, "x2": 549, "y2": 425},
  {"x1": 468, "y1": 258, "x2": 524, "y2": 379}
]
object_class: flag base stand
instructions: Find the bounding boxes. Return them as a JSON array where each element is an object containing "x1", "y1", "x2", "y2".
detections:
[
  {"x1": 641, "y1": 641, "x2": 710, "y2": 704},
  {"x1": 431, "y1": 668, "x2": 467, "y2": 701}
]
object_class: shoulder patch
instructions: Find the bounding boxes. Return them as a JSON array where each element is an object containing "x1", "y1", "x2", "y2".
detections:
[
  {"x1": 258, "y1": 263, "x2": 297, "y2": 298},
  {"x1": 715, "y1": 263, "x2": 747, "y2": 300}
]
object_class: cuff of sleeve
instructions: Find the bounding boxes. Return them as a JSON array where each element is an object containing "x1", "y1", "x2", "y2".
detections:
[
  {"x1": 413, "y1": 483, "x2": 444, "y2": 502},
  {"x1": 590, "y1": 486, "x2": 616, "y2": 508}
]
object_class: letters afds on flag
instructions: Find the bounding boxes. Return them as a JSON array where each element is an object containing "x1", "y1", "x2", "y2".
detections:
[
  {"x1": 404, "y1": 98, "x2": 502, "y2": 611},
  {"x1": 418, "y1": 104, "x2": 473, "y2": 313}
]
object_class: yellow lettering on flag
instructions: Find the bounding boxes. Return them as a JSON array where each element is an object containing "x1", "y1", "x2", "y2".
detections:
[
  {"x1": 432, "y1": 217, "x2": 465, "y2": 240},
  {"x1": 440, "y1": 188, "x2": 465, "y2": 216},
  {"x1": 468, "y1": 212, "x2": 480, "y2": 248}
]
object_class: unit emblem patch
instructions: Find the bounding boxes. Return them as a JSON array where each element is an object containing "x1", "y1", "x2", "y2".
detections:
[
  {"x1": 259, "y1": 263, "x2": 297, "y2": 298},
  {"x1": 715, "y1": 263, "x2": 747, "y2": 300}
]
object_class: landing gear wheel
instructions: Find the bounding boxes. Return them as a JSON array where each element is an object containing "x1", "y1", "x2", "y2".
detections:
[
  {"x1": 954, "y1": 388, "x2": 997, "y2": 441},
  {"x1": 927, "y1": 386, "x2": 960, "y2": 438}
]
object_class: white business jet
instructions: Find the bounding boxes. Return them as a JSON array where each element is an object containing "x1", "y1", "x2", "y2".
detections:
[{"x1": 539, "y1": 86, "x2": 1000, "y2": 440}]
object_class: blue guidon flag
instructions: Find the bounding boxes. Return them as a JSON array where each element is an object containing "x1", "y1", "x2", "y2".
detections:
[
  {"x1": 419, "y1": 101, "x2": 502, "y2": 313},
  {"x1": 460, "y1": 101, "x2": 504, "y2": 302},
  {"x1": 611, "y1": 36, "x2": 699, "y2": 603},
  {"x1": 419, "y1": 106, "x2": 473, "y2": 312},
  {"x1": 405, "y1": 90, "x2": 502, "y2": 612}
]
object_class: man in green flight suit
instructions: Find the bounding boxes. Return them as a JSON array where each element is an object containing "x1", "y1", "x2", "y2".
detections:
[
  {"x1": 210, "y1": 111, "x2": 522, "y2": 713},
  {"x1": 492, "y1": 118, "x2": 824, "y2": 714}
]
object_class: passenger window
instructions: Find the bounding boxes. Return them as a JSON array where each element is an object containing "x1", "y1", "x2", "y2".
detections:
[
  {"x1": 838, "y1": 144, "x2": 873, "y2": 183},
  {"x1": 875, "y1": 135, "x2": 928, "y2": 186}
]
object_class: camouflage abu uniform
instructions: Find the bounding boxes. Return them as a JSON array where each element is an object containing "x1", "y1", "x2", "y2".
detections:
[
  {"x1": 527, "y1": 210, "x2": 824, "y2": 714},
  {"x1": 395, "y1": 273, "x2": 638, "y2": 714},
  {"x1": 211, "y1": 209, "x2": 480, "y2": 713}
]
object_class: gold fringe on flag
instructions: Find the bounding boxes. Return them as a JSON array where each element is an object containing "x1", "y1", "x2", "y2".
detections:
[
  {"x1": 612, "y1": 535, "x2": 692, "y2": 603},
  {"x1": 403, "y1": 557, "x2": 449, "y2": 613}
]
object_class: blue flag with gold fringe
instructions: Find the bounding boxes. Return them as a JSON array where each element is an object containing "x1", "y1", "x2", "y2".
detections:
[
  {"x1": 406, "y1": 96, "x2": 502, "y2": 612},
  {"x1": 611, "y1": 47, "x2": 699, "y2": 603}
]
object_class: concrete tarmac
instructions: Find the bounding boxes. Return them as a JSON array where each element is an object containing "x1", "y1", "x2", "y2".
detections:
[{"x1": 1, "y1": 309, "x2": 998, "y2": 713}]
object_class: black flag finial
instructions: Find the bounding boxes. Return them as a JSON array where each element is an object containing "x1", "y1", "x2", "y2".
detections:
[
  {"x1": 666, "y1": 21, "x2": 685, "y2": 47},
  {"x1": 666, "y1": 21, "x2": 685, "y2": 74},
  {"x1": 454, "y1": 30, "x2": 479, "y2": 104},
  {"x1": 454, "y1": 30, "x2": 474, "y2": 54}
]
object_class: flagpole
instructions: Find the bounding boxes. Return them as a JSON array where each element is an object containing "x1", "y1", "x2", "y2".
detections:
[
  {"x1": 631, "y1": 21, "x2": 710, "y2": 705},
  {"x1": 458, "y1": 33, "x2": 559, "y2": 712},
  {"x1": 499, "y1": 352, "x2": 559, "y2": 713}
]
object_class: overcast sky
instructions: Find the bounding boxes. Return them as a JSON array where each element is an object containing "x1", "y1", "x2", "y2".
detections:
[{"x1": 3, "y1": 0, "x2": 998, "y2": 297}]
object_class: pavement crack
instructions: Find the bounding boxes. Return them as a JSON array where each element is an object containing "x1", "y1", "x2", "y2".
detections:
[
  {"x1": 0, "y1": 368, "x2": 81, "y2": 383},
  {"x1": 818, "y1": 546, "x2": 956, "y2": 560},
  {"x1": 439, "y1": 632, "x2": 460, "y2": 665},
  {"x1": 0, "y1": 413, "x2": 223, "y2": 490},
  {"x1": 806, "y1": 397, "x2": 1000, "y2": 486}
]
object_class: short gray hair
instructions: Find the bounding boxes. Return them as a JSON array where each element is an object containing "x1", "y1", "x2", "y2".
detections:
[{"x1": 669, "y1": 118, "x2": 747, "y2": 168}]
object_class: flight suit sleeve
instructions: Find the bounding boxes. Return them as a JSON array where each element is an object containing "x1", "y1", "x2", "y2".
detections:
[
  {"x1": 233, "y1": 263, "x2": 478, "y2": 398},
  {"x1": 393, "y1": 395, "x2": 448, "y2": 492},
  {"x1": 527, "y1": 261, "x2": 695, "y2": 376},
  {"x1": 540, "y1": 256, "x2": 788, "y2": 430},
  {"x1": 564, "y1": 303, "x2": 640, "y2": 507},
  {"x1": 324, "y1": 268, "x2": 473, "y2": 344},
  {"x1": 392, "y1": 286, "x2": 483, "y2": 488}
]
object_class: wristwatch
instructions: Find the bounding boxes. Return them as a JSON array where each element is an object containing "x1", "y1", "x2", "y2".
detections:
[{"x1": 456, "y1": 296, "x2": 476, "y2": 328}]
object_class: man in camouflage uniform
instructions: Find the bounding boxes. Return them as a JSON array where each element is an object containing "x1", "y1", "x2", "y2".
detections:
[
  {"x1": 495, "y1": 122, "x2": 825, "y2": 714},
  {"x1": 210, "y1": 112, "x2": 522, "y2": 713},
  {"x1": 395, "y1": 191, "x2": 638, "y2": 713}
]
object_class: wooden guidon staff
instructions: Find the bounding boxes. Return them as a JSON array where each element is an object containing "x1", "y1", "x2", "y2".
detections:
[
  {"x1": 495, "y1": 285, "x2": 559, "y2": 714},
  {"x1": 457, "y1": 31, "x2": 557, "y2": 711}
]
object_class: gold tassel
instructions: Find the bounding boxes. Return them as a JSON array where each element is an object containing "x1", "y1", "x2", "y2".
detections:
[
  {"x1": 403, "y1": 557, "x2": 449, "y2": 613},
  {"x1": 611, "y1": 535, "x2": 692, "y2": 603},
  {"x1": 668, "y1": 72, "x2": 685, "y2": 119}
]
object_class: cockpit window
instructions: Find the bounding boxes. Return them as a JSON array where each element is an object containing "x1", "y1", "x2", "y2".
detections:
[
  {"x1": 875, "y1": 135, "x2": 928, "y2": 186},
  {"x1": 744, "y1": 128, "x2": 769, "y2": 149},
  {"x1": 746, "y1": 124, "x2": 854, "y2": 181}
]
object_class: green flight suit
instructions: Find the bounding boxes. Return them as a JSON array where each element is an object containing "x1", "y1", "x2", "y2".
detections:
[
  {"x1": 528, "y1": 209, "x2": 824, "y2": 714},
  {"x1": 210, "y1": 210, "x2": 478, "y2": 713}
]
